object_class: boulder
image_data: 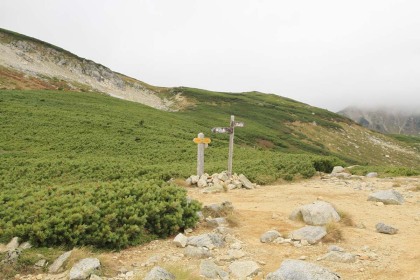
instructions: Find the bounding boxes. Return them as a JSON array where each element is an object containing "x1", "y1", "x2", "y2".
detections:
[
  {"x1": 200, "y1": 259, "x2": 229, "y2": 279},
  {"x1": 331, "y1": 166, "x2": 344, "y2": 174},
  {"x1": 322, "y1": 251, "x2": 356, "y2": 263},
  {"x1": 184, "y1": 246, "x2": 212, "y2": 259},
  {"x1": 173, "y1": 233, "x2": 188, "y2": 248},
  {"x1": 376, "y1": 223, "x2": 398, "y2": 235},
  {"x1": 145, "y1": 266, "x2": 175, "y2": 280},
  {"x1": 266, "y1": 259, "x2": 340, "y2": 280},
  {"x1": 69, "y1": 258, "x2": 101, "y2": 280},
  {"x1": 229, "y1": 260, "x2": 260, "y2": 279},
  {"x1": 35, "y1": 259, "x2": 47, "y2": 267},
  {"x1": 187, "y1": 234, "x2": 215, "y2": 249},
  {"x1": 18, "y1": 242, "x2": 32, "y2": 250},
  {"x1": 260, "y1": 230, "x2": 282, "y2": 243},
  {"x1": 49, "y1": 250, "x2": 72, "y2": 273},
  {"x1": 206, "y1": 217, "x2": 228, "y2": 228},
  {"x1": 238, "y1": 174, "x2": 254, "y2": 189},
  {"x1": 289, "y1": 226, "x2": 327, "y2": 244},
  {"x1": 368, "y1": 190, "x2": 404, "y2": 205},
  {"x1": 298, "y1": 201, "x2": 340, "y2": 226},
  {"x1": 190, "y1": 175, "x2": 199, "y2": 184},
  {"x1": 197, "y1": 178, "x2": 208, "y2": 188}
]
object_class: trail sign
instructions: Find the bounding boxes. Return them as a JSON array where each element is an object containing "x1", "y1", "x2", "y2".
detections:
[
  {"x1": 211, "y1": 127, "x2": 232, "y2": 134},
  {"x1": 193, "y1": 137, "x2": 211, "y2": 144},
  {"x1": 211, "y1": 115, "x2": 245, "y2": 178}
]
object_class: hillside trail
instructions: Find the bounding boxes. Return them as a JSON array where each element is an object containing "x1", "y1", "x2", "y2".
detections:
[{"x1": 96, "y1": 175, "x2": 420, "y2": 280}]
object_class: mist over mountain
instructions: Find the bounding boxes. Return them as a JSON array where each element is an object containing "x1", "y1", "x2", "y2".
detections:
[{"x1": 339, "y1": 106, "x2": 420, "y2": 135}]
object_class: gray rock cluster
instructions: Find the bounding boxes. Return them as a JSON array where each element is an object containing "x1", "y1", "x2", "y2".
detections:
[
  {"x1": 1, "y1": 237, "x2": 33, "y2": 264},
  {"x1": 186, "y1": 172, "x2": 257, "y2": 193}
]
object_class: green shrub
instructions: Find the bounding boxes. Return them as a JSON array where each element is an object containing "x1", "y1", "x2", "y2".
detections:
[{"x1": 0, "y1": 180, "x2": 201, "y2": 249}]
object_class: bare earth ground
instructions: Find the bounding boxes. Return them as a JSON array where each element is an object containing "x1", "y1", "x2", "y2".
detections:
[{"x1": 12, "y1": 176, "x2": 420, "y2": 280}]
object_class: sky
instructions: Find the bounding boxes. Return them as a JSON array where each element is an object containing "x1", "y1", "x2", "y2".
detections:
[{"x1": 1, "y1": 0, "x2": 419, "y2": 112}]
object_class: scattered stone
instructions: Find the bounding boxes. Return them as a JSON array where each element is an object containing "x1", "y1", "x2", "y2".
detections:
[
  {"x1": 207, "y1": 233, "x2": 225, "y2": 248},
  {"x1": 200, "y1": 259, "x2": 229, "y2": 279},
  {"x1": 4, "y1": 249, "x2": 20, "y2": 263},
  {"x1": 299, "y1": 256, "x2": 307, "y2": 260},
  {"x1": 331, "y1": 166, "x2": 345, "y2": 174},
  {"x1": 203, "y1": 201, "x2": 234, "y2": 217},
  {"x1": 6, "y1": 237, "x2": 19, "y2": 252},
  {"x1": 228, "y1": 249, "x2": 246, "y2": 259},
  {"x1": 366, "y1": 172, "x2": 378, "y2": 178},
  {"x1": 260, "y1": 230, "x2": 282, "y2": 243},
  {"x1": 173, "y1": 233, "x2": 188, "y2": 248},
  {"x1": 49, "y1": 250, "x2": 72, "y2": 273},
  {"x1": 328, "y1": 245, "x2": 345, "y2": 252},
  {"x1": 376, "y1": 223, "x2": 398, "y2": 235},
  {"x1": 322, "y1": 251, "x2": 356, "y2": 263},
  {"x1": 190, "y1": 175, "x2": 199, "y2": 185},
  {"x1": 266, "y1": 259, "x2": 341, "y2": 280},
  {"x1": 197, "y1": 178, "x2": 208, "y2": 188},
  {"x1": 206, "y1": 217, "x2": 228, "y2": 228},
  {"x1": 289, "y1": 226, "x2": 327, "y2": 244},
  {"x1": 229, "y1": 260, "x2": 260, "y2": 279},
  {"x1": 145, "y1": 266, "x2": 175, "y2": 280},
  {"x1": 184, "y1": 246, "x2": 212, "y2": 259},
  {"x1": 18, "y1": 242, "x2": 32, "y2": 250},
  {"x1": 293, "y1": 201, "x2": 340, "y2": 226},
  {"x1": 69, "y1": 258, "x2": 101, "y2": 280},
  {"x1": 238, "y1": 174, "x2": 254, "y2": 189},
  {"x1": 35, "y1": 259, "x2": 47, "y2": 267},
  {"x1": 368, "y1": 190, "x2": 404, "y2": 205}
]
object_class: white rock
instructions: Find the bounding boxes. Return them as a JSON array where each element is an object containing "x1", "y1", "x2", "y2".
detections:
[
  {"x1": 260, "y1": 230, "x2": 282, "y2": 243},
  {"x1": 266, "y1": 259, "x2": 340, "y2": 280},
  {"x1": 49, "y1": 250, "x2": 72, "y2": 273},
  {"x1": 69, "y1": 258, "x2": 101, "y2": 280},
  {"x1": 229, "y1": 260, "x2": 260, "y2": 279},
  {"x1": 289, "y1": 226, "x2": 327, "y2": 244},
  {"x1": 145, "y1": 266, "x2": 175, "y2": 280},
  {"x1": 173, "y1": 233, "x2": 188, "y2": 248}
]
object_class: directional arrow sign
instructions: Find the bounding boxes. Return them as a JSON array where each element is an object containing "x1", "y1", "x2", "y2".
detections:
[
  {"x1": 233, "y1": 121, "x2": 245, "y2": 127},
  {"x1": 211, "y1": 127, "x2": 233, "y2": 134},
  {"x1": 193, "y1": 137, "x2": 211, "y2": 144}
]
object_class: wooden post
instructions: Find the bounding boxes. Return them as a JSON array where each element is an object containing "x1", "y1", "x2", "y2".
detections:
[
  {"x1": 227, "y1": 115, "x2": 234, "y2": 178},
  {"x1": 197, "y1": 132, "x2": 205, "y2": 177}
]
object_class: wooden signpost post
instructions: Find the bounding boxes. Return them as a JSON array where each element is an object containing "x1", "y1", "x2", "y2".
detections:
[
  {"x1": 212, "y1": 115, "x2": 245, "y2": 178},
  {"x1": 193, "y1": 133, "x2": 211, "y2": 177}
]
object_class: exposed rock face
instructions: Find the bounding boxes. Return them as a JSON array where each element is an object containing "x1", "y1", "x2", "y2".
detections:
[
  {"x1": 145, "y1": 266, "x2": 175, "y2": 280},
  {"x1": 49, "y1": 250, "x2": 72, "y2": 273},
  {"x1": 69, "y1": 258, "x2": 100, "y2": 280},
  {"x1": 289, "y1": 226, "x2": 327, "y2": 244},
  {"x1": 290, "y1": 201, "x2": 340, "y2": 226},
  {"x1": 368, "y1": 190, "x2": 404, "y2": 205},
  {"x1": 266, "y1": 259, "x2": 341, "y2": 280},
  {"x1": 6, "y1": 237, "x2": 19, "y2": 252}
]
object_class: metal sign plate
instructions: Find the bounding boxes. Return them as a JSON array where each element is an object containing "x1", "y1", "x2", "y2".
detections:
[{"x1": 211, "y1": 127, "x2": 233, "y2": 134}]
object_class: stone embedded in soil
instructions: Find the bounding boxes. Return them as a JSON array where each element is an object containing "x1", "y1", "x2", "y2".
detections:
[
  {"x1": 200, "y1": 259, "x2": 229, "y2": 279},
  {"x1": 69, "y1": 258, "x2": 100, "y2": 280},
  {"x1": 260, "y1": 230, "x2": 282, "y2": 243},
  {"x1": 173, "y1": 233, "x2": 188, "y2": 248},
  {"x1": 145, "y1": 266, "x2": 175, "y2": 280},
  {"x1": 266, "y1": 259, "x2": 341, "y2": 280},
  {"x1": 229, "y1": 260, "x2": 260, "y2": 279},
  {"x1": 368, "y1": 189, "x2": 404, "y2": 205},
  {"x1": 291, "y1": 201, "x2": 340, "y2": 226},
  {"x1": 376, "y1": 222, "x2": 399, "y2": 235},
  {"x1": 322, "y1": 251, "x2": 357, "y2": 263},
  {"x1": 289, "y1": 226, "x2": 327, "y2": 244}
]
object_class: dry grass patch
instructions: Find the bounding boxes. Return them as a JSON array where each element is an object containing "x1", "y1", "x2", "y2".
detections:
[
  {"x1": 164, "y1": 265, "x2": 201, "y2": 280},
  {"x1": 226, "y1": 211, "x2": 241, "y2": 227},
  {"x1": 323, "y1": 222, "x2": 343, "y2": 243},
  {"x1": 337, "y1": 210, "x2": 355, "y2": 227}
]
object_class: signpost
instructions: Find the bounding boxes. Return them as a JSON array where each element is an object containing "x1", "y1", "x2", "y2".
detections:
[
  {"x1": 211, "y1": 115, "x2": 245, "y2": 178},
  {"x1": 193, "y1": 133, "x2": 210, "y2": 177}
]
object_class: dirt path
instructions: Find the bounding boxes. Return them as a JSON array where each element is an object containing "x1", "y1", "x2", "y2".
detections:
[{"x1": 187, "y1": 176, "x2": 420, "y2": 280}]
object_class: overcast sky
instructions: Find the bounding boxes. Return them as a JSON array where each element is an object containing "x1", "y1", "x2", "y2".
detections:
[{"x1": 1, "y1": 0, "x2": 419, "y2": 111}]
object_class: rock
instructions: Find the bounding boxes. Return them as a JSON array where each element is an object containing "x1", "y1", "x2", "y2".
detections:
[
  {"x1": 298, "y1": 201, "x2": 340, "y2": 226},
  {"x1": 366, "y1": 172, "x2": 378, "y2": 178},
  {"x1": 6, "y1": 237, "x2": 19, "y2": 252},
  {"x1": 145, "y1": 266, "x2": 175, "y2": 280},
  {"x1": 368, "y1": 190, "x2": 404, "y2": 205},
  {"x1": 207, "y1": 233, "x2": 225, "y2": 248},
  {"x1": 90, "y1": 275, "x2": 102, "y2": 280},
  {"x1": 190, "y1": 175, "x2": 199, "y2": 185},
  {"x1": 35, "y1": 259, "x2": 47, "y2": 267},
  {"x1": 200, "y1": 259, "x2": 229, "y2": 279},
  {"x1": 328, "y1": 245, "x2": 344, "y2": 252},
  {"x1": 4, "y1": 249, "x2": 20, "y2": 263},
  {"x1": 69, "y1": 258, "x2": 101, "y2": 280},
  {"x1": 18, "y1": 242, "x2": 32, "y2": 250},
  {"x1": 203, "y1": 201, "x2": 234, "y2": 217},
  {"x1": 218, "y1": 172, "x2": 229, "y2": 182},
  {"x1": 197, "y1": 178, "x2": 208, "y2": 188},
  {"x1": 186, "y1": 177, "x2": 193, "y2": 186},
  {"x1": 228, "y1": 249, "x2": 246, "y2": 259},
  {"x1": 196, "y1": 211, "x2": 205, "y2": 221},
  {"x1": 375, "y1": 223, "x2": 398, "y2": 234},
  {"x1": 187, "y1": 234, "x2": 218, "y2": 249},
  {"x1": 331, "y1": 166, "x2": 345, "y2": 174},
  {"x1": 322, "y1": 251, "x2": 356, "y2": 263},
  {"x1": 238, "y1": 174, "x2": 254, "y2": 189},
  {"x1": 289, "y1": 208, "x2": 302, "y2": 221},
  {"x1": 230, "y1": 242, "x2": 242, "y2": 250},
  {"x1": 260, "y1": 230, "x2": 282, "y2": 243},
  {"x1": 289, "y1": 226, "x2": 327, "y2": 244},
  {"x1": 229, "y1": 260, "x2": 260, "y2": 279},
  {"x1": 266, "y1": 259, "x2": 340, "y2": 280},
  {"x1": 49, "y1": 250, "x2": 72, "y2": 273},
  {"x1": 184, "y1": 246, "x2": 212, "y2": 259},
  {"x1": 206, "y1": 217, "x2": 228, "y2": 228},
  {"x1": 173, "y1": 233, "x2": 188, "y2": 248}
]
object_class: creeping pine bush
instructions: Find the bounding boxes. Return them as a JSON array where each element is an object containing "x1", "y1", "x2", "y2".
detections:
[{"x1": 0, "y1": 180, "x2": 201, "y2": 249}]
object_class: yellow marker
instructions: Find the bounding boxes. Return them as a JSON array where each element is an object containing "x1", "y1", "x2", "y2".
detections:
[{"x1": 193, "y1": 137, "x2": 211, "y2": 144}]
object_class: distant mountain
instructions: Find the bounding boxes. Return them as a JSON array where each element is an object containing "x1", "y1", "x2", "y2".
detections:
[{"x1": 339, "y1": 107, "x2": 420, "y2": 135}]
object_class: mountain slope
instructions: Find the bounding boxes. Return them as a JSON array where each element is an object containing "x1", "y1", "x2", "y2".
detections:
[
  {"x1": 0, "y1": 28, "x2": 176, "y2": 110},
  {"x1": 339, "y1": 106, "x2": 420, "y2": 135}
]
